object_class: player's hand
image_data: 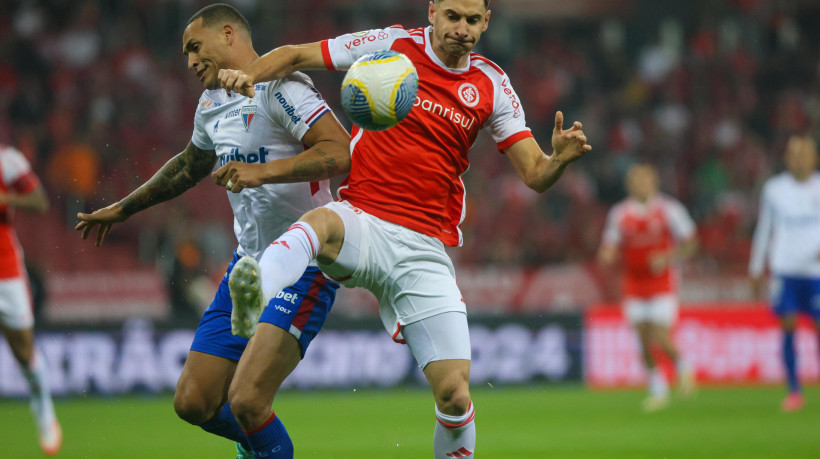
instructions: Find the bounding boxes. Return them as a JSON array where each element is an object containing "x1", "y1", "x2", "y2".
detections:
[
  {"x1": 551, "y1": 111, "x2": 591, "y2": 163},
  {"x1": 212, "y1": 161, "x2": 268, "y2": 193},
  {"x1": 218, "y1": 68, "x2": 255, "y2": 97},
  {"x1": 750, "y1": 276, "x2": 764, "y2": 299},
  {"x1": 649, "y1": 251, "x2": 671, "y2": 274},
  {"x1": 75, "y1": 203, "x2": 129, "y2": 247}
]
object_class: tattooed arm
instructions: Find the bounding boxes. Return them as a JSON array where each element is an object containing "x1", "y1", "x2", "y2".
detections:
[
  {"x1": 212, "y1": 112, "x2": 351, "y2": 193},
  {"x1": 76, "y1": 142, "x2": 217, "y2": 246}
]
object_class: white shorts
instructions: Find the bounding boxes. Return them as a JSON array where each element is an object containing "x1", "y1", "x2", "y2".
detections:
[
  {"x1": 0, "y1": 276, "x2": 34, "y2": 330},
  {"x1": 319, "y1": 201, "x2": 468, "y2": 346},
  {"x1": 403, "y1": 311, "x2": 472, "y2": 369},
  {"x1": 623, "y1": 294, "x2": 678, "y2": 327}
]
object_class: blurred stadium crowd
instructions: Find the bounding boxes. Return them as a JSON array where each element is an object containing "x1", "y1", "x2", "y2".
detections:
[{"x1": 1, "y1": 0, "x2": 819, "y2": 320}]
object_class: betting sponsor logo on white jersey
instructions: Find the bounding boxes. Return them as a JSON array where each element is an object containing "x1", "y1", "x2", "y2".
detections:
[{"x1": 273, "y1": 92, "x2": 302, "y2": 124}]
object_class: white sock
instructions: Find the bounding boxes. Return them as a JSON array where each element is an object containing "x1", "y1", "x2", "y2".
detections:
[
  {"x1": 648, "y1": 367, "x2": 669, "y2": 398},
  {"x1": 258, "y1": 222, "x2": 320, "y2": 303},
  {"x1": 434, "y1": 402, "x2": 476, "y2": 459},
  {"x1": 22, "y1": 347, "x2": 56, "y2": 427}
]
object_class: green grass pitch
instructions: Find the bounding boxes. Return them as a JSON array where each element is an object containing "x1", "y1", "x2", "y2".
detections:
[{"x1": 1, "y1": 386, "x2": 819, "y2": 458}]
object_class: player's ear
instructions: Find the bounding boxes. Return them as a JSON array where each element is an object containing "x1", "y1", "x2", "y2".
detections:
[
  {"x1": 222, "y1": 24, "x2": 235, "y2": 44},
  {"x1": 483, "y1": 10, "x2": 491, "y2": 32},
  {"x1": 428, "y1": 1, "x2": 436, "y2": 25}
]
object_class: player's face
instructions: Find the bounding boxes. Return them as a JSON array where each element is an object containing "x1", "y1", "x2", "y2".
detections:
[
  {"x1": 428, "y1": 0, "x2": 490, "y2": 65},
  {"x1": 626, "y1": 167, "x2": 658, "y2": 202},
  {"x1": 182, "y1": 18, "x2": 230, "y2": 90},
  {"x1": 785, "y1": 137, "x2": 818, "y2": 179}
]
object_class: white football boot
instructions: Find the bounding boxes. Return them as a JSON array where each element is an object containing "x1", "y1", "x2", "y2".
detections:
[{"x1": 229, "y1": 257, "x2": 266, "y2": 338}]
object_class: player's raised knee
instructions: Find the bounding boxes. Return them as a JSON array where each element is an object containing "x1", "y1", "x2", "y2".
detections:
[
  {"x1": 434, "y1": 383, "x2": 472, "y2": 416},
  {"x1": 228, "y1": 384, "x2": 270, "y2": 428},
  {"x1": 173, "y1": 390, "x2": 221, "y2": 425}
]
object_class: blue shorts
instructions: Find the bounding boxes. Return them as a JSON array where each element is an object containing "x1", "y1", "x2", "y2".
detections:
[
  {"x1": 190, "y1": 252, "x2": 339, "y2": 361},
  {"x1": 771, "y1": 276, "x2": 820, "y2": 320}
]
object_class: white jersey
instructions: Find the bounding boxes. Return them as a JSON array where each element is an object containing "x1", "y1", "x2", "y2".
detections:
[
  {"x1": 191, "y1": 73, "x2": 333, "y2": 259},
  {"x1": 749, "y1": 172, "x2": 820, "y2": 278}
]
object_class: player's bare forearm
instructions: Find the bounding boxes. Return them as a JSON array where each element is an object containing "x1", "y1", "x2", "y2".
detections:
[
  {"x1": 276, "y1": 143, "x2": 350, "y2": 183},
  {"x1": 676, "y1": 238, "x2": 698, "y2": 260},
  {"x1": 505, "y1": 138, "x2": 571, "y2": 193},
  {"x1": 120, "y1": 142, "x2": 216, "y2": 216},
  {"x1": 529, "y1": 154, "x2": 569, "y2": 193},
  {"x1": 505, "y1": 113, "x2": 591, "y2": 193},
  {"x1": 0, "y1": 186, "x2": 49, "y2": 213},
  {"x1": 597, "y1": 244, "x2": 618, "y2": 267},
  {"x1": 248, "y1": 43, "x2": 326, "y2": 83}
]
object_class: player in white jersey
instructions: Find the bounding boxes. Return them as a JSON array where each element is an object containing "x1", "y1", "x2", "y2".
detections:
[
  {"x1": 75, "y1": 5, "x2": 350, "y2": 458},
  {"x1": 216, "y1": 0, "x2": 591, "y2": 456},
  {"x1": 0, "y1": 144, "x2": 59, "y2": 455},
  {"x1": 749, "y1": 134, "x2": 820, "y2": 412}
]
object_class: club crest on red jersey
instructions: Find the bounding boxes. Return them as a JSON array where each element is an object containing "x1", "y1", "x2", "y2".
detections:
[
  {"x1": 458, "y1": 83, "x2": 479, "y2": 107},
  {"x1": 241, "y1": 105, "x2": 257, "y2": 131}
]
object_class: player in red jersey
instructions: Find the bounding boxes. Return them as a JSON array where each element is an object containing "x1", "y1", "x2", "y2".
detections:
[
  {"x1": 598, "y1": 164, "x2": 698, "y2": 412},
  {"x1": 216, "y1": 0, "x2": 590, "y2": 456},
  {"x1": 0, "y1": 144, "x2": 60, "y2": 455}
]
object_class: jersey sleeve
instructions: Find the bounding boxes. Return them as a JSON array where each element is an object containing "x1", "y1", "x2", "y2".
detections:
[
  {"x1": 0, "y1": 146, "x2": 40, "y2": 193},
  {"x1": 260, "y1": 73, "x2": 331, "y2": 142},
  {"x1": 601, "y1": 205, "x2": 623, "y2": 246},
  {"x1": 749, "y1": 181, "x2": 774, "y2": 277},
  {"x1": 191, "y1": 94, "x2": 215, "y2": 151},
  {"x1": 665, "y1": 198, "x2": 696, "y2": 241},
  {"x1": 320, "y1": 25, "x2": 409, "y2": 71},
  {"x1": 484, "y1": 74, "x2": 533, "y2": 151}
]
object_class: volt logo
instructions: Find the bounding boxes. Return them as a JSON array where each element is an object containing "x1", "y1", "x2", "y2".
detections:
[{"x1": 219, "y1": 147, "x2": 270, "y2": 166}]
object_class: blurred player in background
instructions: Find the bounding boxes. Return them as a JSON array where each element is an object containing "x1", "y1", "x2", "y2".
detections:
[
  {"x1": 749, "y1": 134, "x2": 820, "y2": 413},
  {"x1": 598, "y1": 163, "x2": 698, "y2": 412},
  {"x1": 75, "y1": 4, "x2": 350, "y2": 458},
  {"x1": 0, "y1": 144, "x2": 58, "y2": 455},
  {"x1": 216, "y1": 0, "x2": 591, "y2": 456}
]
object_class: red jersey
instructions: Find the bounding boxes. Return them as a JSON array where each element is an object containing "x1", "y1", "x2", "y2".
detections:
[
  {"x1": 322, "y1": 26, "x2": 533, "y2": 246},
  {"x1": 601, "y1": 195, "x2": 696, "y2": 297},
  {"x1": 0, "y1": 145, "x2": 41, "y2": 279}
]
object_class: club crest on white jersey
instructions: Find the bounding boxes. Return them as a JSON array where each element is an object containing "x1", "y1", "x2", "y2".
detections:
[{"x1": 190, "y1": 73, "x2": 333, "y2": 259}]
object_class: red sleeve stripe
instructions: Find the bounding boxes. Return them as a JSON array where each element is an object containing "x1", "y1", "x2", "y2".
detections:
[
  {"x1": 305, "y1": 106, "x2": 329, "y2": 126},
  {"x1": 320, "y1": 40, "x2": 335, "y2": 71},
  {"x1": 496, "y1": 130, "x2": 533, "y2": 152},
  {"x1": 471, "y1": 54, "x2": 504, "y2": 75}
]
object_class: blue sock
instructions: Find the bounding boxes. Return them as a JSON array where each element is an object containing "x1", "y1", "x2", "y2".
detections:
[
  {"x1": 199, "y1": 403, "x2": 251, "y2": 451},
  {"x1": 783, "y1": 331, "x2": 800, "y2": 393},
  {"x1": 244, "y1": 412, "x2": 294, "y2": 458}
]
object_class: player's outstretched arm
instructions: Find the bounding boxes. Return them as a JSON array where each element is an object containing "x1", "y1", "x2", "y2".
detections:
[
  {"x1": 0, "y1": 184, "x2": 49, "y2": 213},
  {"x1": 76, "y1": 142, "x2": 217, "y2": 246},
  {"x1": 219, "y1": 42, "x2": 325, "y2": 97},
  {"x1": 212, "y1": 113, "x2": 351, "y2": 193},
  {"x1": 505, "y1": 111, "x2": 592, "y2": 193}
]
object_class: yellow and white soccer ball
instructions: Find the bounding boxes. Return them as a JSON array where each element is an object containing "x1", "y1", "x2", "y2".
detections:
[{"x1": 340, "y1": 50, "x2": 419, "y2": 131}]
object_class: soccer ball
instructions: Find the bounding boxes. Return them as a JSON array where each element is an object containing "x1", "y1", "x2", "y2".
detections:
[{"x1": 340, "y1": 50, "x2": 419, "y2": 131}]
